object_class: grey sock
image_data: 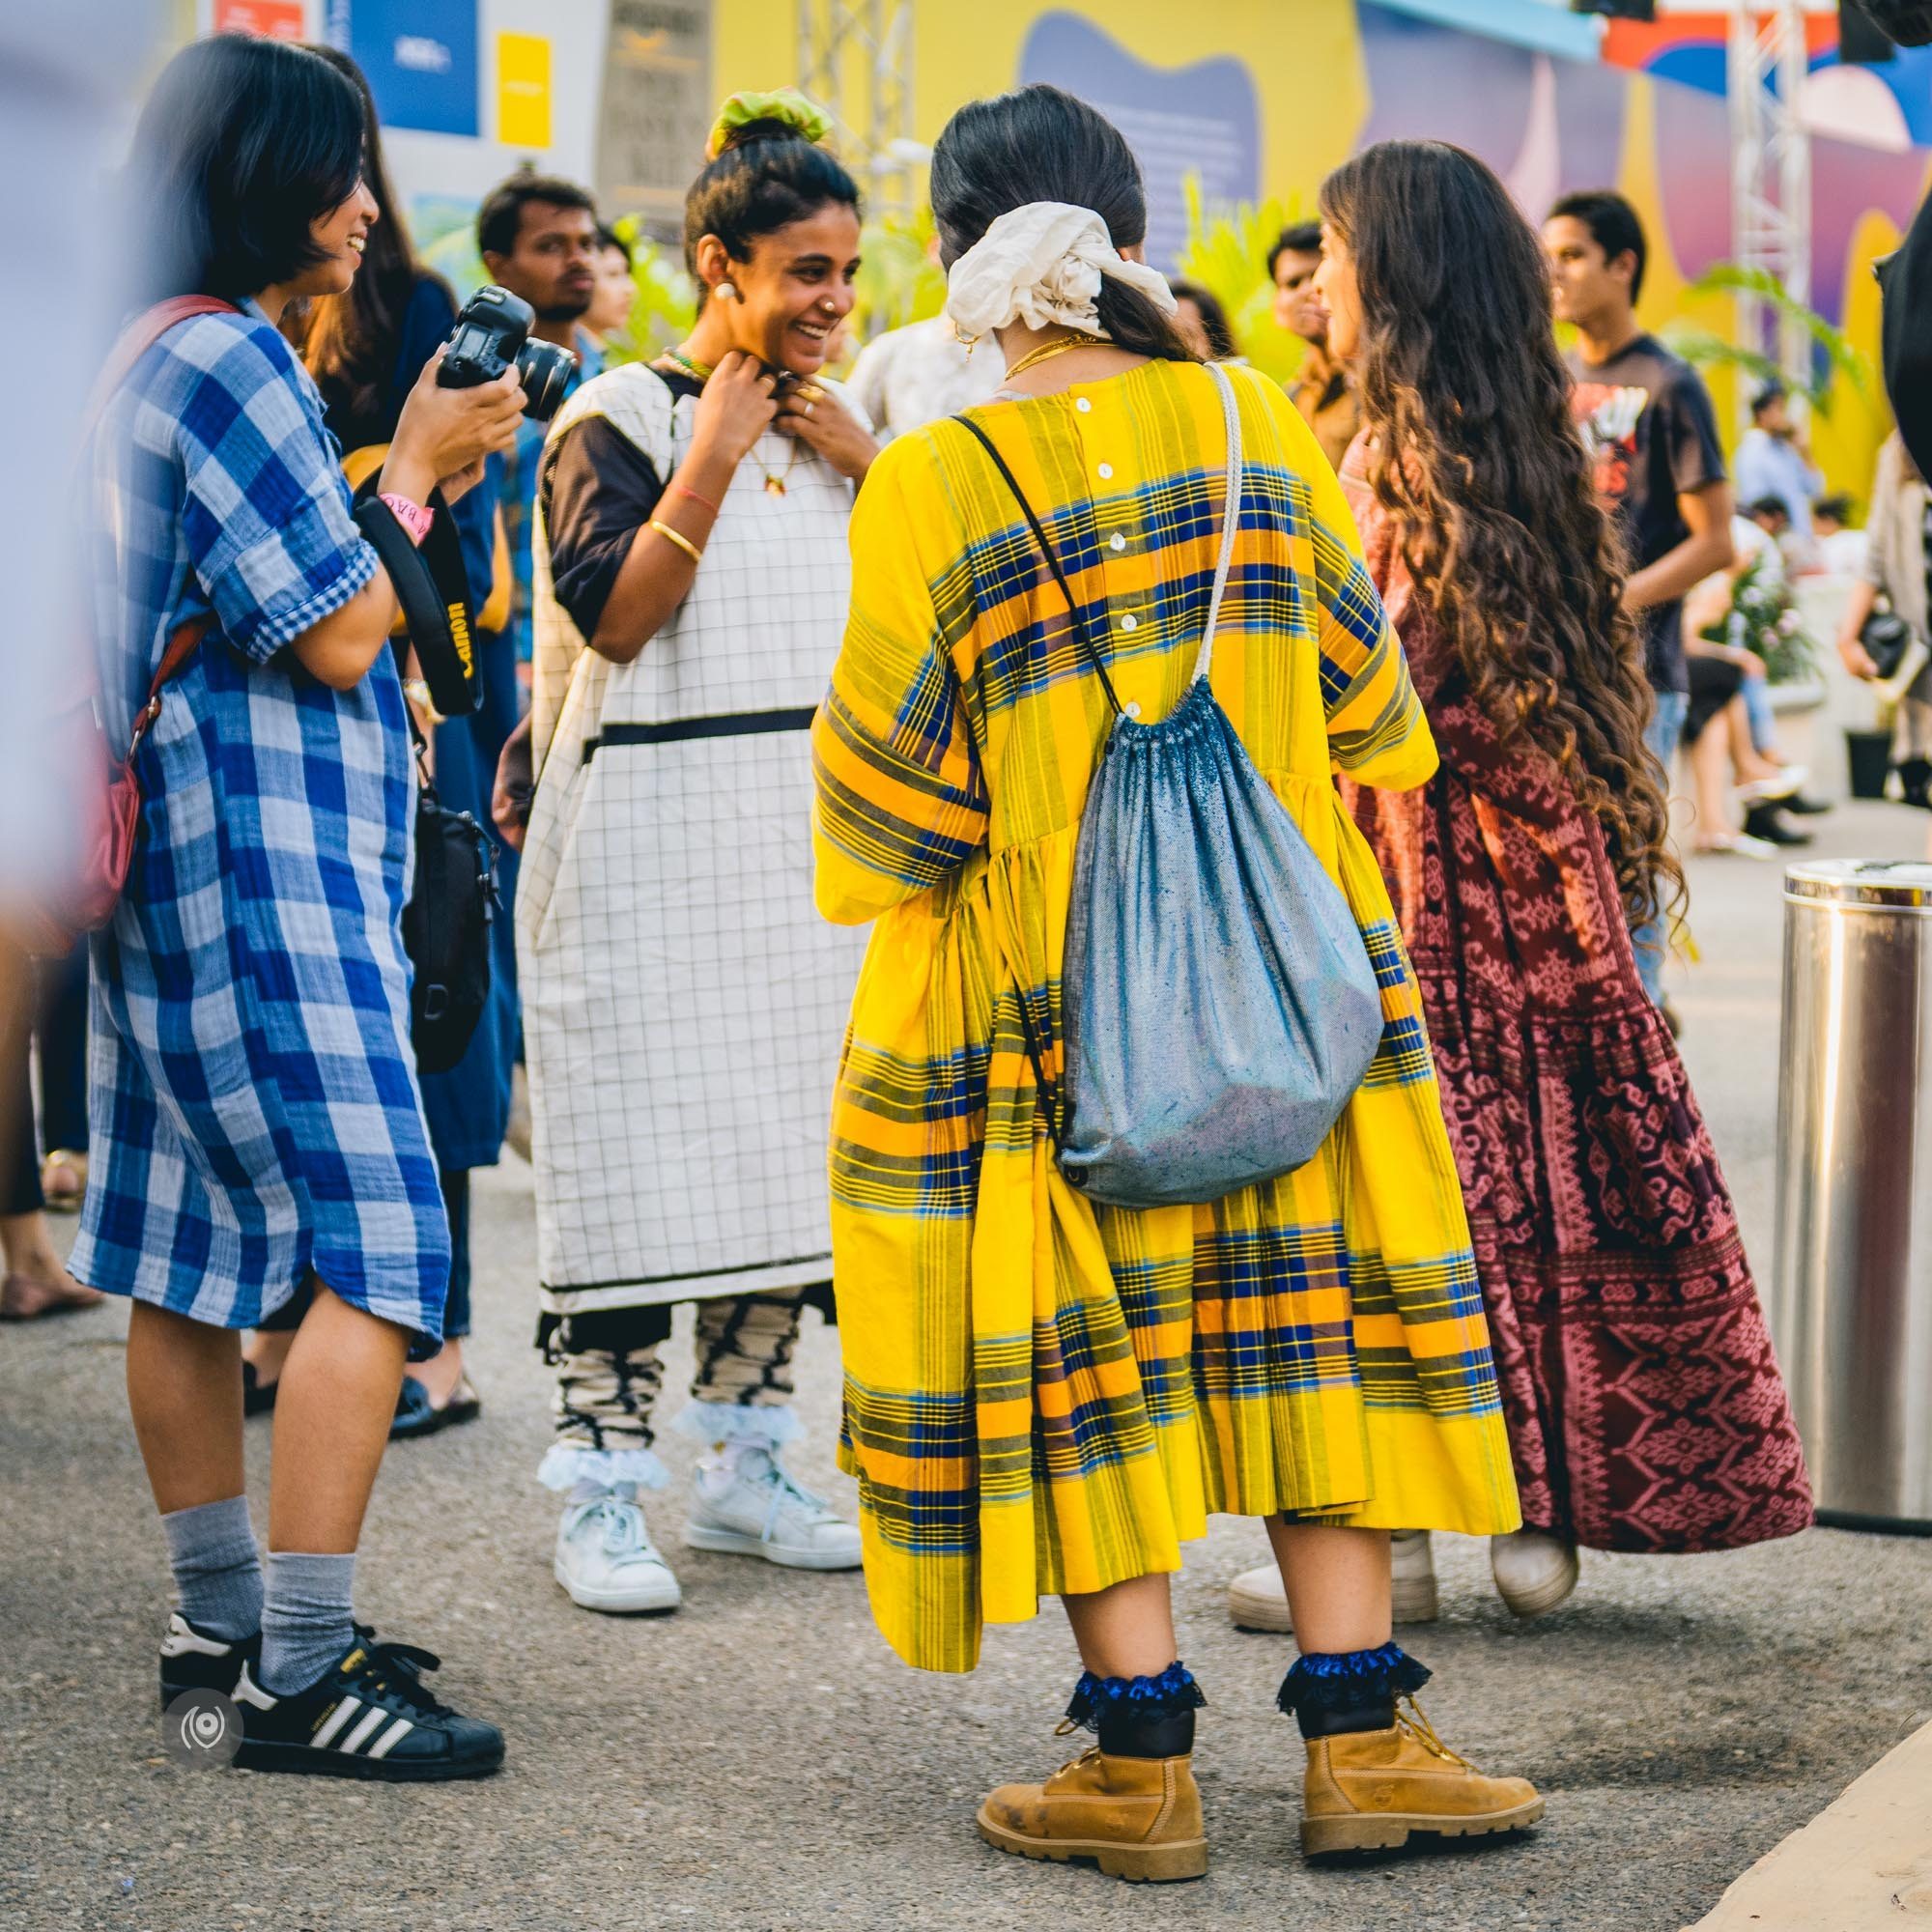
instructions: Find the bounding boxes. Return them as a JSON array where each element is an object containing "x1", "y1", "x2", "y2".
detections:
[
  {"x1": 259, "y1": 1550, "x2": 357, "y2": 1695},
  {"x1": 158, "y1": 1495, "x2": 263, "y2": 1642}
]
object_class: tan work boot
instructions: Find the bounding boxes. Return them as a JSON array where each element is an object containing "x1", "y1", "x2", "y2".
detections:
[
  {"x1": 1301, "y1": 1698, "x2": 1543, "y2": 1857},
  {"x1": 978, "y1": 1744, "x2": 1208, "y2": 1883}
]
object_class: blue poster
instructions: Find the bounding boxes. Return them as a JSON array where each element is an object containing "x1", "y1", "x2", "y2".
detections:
[
  {"x1": 1018, "y1": 12, "x2": 1259, "y2": 273},
  {"x1": 343, "y1": 0, "x2": 479, "y2": 138}
]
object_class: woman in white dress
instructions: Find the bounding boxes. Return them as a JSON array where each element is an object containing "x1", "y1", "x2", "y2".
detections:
[{"x1": 518, "y1": 91, "x2": 877, "y2": 1613}]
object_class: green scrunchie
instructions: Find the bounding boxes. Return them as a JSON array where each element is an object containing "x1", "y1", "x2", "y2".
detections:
[{"x1": 706, "y1": 87, "x2": 834, "y2": 160}]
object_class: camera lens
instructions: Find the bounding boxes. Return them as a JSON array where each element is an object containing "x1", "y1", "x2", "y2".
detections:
[{"x1": 516, "y1": 340, "x2": 576, "y2": 422}]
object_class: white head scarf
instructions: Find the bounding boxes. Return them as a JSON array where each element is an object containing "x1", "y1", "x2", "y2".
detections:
[{"x1": 944, "y1": 200, "x2": 1178, "y2": 343}]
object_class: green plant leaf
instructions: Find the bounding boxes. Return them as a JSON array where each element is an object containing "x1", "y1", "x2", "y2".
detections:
[
  {"x1": 1175, "y1": 173, "x2": 1307, "y2": 386},
  {"x1": 1666, "y1": 262, "x2": 1872, "y2": 417}
]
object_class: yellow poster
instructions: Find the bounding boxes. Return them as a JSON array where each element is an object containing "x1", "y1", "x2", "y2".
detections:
[{"x1": 497, "y1": 33, "x2": 553, "y2": 151}]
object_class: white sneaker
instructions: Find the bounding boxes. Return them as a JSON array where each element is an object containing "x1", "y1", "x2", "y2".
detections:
[
  {"x1": 1736, "y1": 763, "x2": 1806, "y2": 806},
  {"x1": 1490, "y1": 1529, "x2": 1579, "y2": 1618},
  {"x1": 1227, "y1": 1529, "x2": 1440, "y2": 1632},
  {"x1": 554, "y1": 1492, "x2": 682, "y2": 1614},
  {"x1": 683, "y1": 1449, "x2": 862, "y2": 1571}
]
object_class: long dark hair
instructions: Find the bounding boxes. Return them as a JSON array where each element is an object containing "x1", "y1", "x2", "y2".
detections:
[
  {"x1": 928, "y1": 86, "x2": 1197, "y2": 363},
  {"x1": 684, "y1": 117, "x2": 860, "y2": 308},
  {"x1": 293, "y1": 44, "x2": 437, "y2": 445},
  {"x1": 1320, "y1": 140, "x2": 1675, "y2": 926},
  {"x1": 129, "y1": 35, "x2": 364, "y2": 305}
]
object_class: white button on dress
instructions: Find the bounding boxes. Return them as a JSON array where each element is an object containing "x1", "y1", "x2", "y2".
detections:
[
  {"x1": 1075, "y1": 397, "x2": 1092, "y2": 413},
  {"x1": 1096, "y1": 463, "x2": 1113, "y2": 480},
  {"x1": 1120, "y1": 613, "x2": 1139, "y2": 633},
  {"x1": 1109, "y1": 534, "x2": 1125, "y2": 552}
]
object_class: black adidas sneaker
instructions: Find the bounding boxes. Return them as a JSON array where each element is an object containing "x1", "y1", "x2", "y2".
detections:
[
  {"x1": 231, "y1": 1634, "x2": 503, "y2": 1780},
  {"x1": 159, "y1": 1613, "x2": 261, "y2": 1710}
]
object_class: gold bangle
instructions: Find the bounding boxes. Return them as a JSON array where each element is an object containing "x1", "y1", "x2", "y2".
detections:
[{"x1": 649, "y1": 518, "x2": 703, "y2": 566}]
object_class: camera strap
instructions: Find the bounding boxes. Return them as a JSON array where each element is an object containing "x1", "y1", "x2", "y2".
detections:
[{"x1": 350, "y1": 470, "x2": 480, "y2": 718}]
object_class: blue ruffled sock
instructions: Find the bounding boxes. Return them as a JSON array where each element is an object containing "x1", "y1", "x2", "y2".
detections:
[
  {"x1": 1276, "y1": 1640, "x2": 1431, "y2": 1739},
  {"x1": 1065, "y1": 1661, "x2": 1206, "y2": 1758}
]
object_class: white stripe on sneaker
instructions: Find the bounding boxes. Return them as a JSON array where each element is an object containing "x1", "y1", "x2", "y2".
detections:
[
  {"x1": 310, "y1": 1696, "x2": 360, "y2": 1747},
  {"x1": 339, "y1": 1707, "x2": 387, "y2": 1755},
  {"x1": 365, "y1": 1718, "x2": 413, "y2": 1760}
]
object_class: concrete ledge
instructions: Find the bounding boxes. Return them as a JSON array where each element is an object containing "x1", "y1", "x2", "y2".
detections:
[{"x1": 1688, "y1": 1720, "x2": 1932, "y2": 1928}]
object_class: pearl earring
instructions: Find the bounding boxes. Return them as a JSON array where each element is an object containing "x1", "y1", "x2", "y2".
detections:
[{"x1": 715, "y1": 280, "x2": 737, "y2": 302}]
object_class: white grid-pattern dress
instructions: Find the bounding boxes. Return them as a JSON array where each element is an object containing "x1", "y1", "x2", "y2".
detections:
[{"x1": 520, "y1": 365, "x2": 868, "y2": 1316}]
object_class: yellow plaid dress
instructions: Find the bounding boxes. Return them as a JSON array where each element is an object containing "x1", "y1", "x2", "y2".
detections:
[{"x1": 811, "y1": 358, "x2": 1519, "y2": 1674}]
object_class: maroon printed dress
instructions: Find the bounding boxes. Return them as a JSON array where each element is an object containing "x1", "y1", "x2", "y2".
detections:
[{"x1": 1337, "y1": 441, "x2": 1811, "y2": 1552}]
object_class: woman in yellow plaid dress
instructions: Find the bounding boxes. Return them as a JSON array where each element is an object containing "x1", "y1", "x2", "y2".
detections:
[{"x1": 811, "y1": 87, "x2": 1539, "y2": 1877}]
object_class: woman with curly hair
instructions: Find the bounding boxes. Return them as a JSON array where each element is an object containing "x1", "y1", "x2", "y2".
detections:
[{"x1": 1230, "y1": 142, "x2": 1809, "y2": 1636}]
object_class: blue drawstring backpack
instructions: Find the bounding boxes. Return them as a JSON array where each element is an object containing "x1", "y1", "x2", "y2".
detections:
[{"x1": 955, "y1": 362, "x2": 1384, "y2": 1208}]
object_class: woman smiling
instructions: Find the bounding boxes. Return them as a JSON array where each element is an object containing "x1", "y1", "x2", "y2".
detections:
[
  {"x1": 79, "y1": 34, "x2": 522, "y2": 1779},
  {"x1": 516, "y1": 91, "x2": 875, "y2": 1616}
]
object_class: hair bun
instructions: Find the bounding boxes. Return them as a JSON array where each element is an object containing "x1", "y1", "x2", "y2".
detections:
[{"x1": 707, "y1": 88, "x2": 833, "y2": 160}]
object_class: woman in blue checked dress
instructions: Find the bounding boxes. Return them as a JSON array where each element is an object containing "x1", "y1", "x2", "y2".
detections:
[{"x1": 75, "y1": 38, "x2": 523, "y2": 1779}]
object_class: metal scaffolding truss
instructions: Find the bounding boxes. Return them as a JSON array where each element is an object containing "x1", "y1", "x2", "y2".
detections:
[
  {"x1": 797, "y1": 0, "x2": 920, "y2": 219},
  {"x1": 1727, "y1": 0, "x2": 1813, "y2": 410}
]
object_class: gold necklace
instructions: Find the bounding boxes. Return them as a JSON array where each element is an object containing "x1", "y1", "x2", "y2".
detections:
[
  {"x1": 1004, "y1": 331, "x2": 1109, "y2": 383},
  {"x1": 760, "y1": 439, "x2": 801, "y2": 497},
  {"x1": 658, "y1": 345, "x2": 800, "y2": 495}
]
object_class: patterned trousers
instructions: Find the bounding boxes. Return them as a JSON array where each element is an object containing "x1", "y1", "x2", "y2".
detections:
[{"x1": 543, "y1": 1292, "x2": 806, "y2": 1454}]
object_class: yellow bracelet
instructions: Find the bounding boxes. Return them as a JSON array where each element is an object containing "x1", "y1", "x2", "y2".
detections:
[{"x1": 649, "y1": 518, "x2": 703, "y2": 566}]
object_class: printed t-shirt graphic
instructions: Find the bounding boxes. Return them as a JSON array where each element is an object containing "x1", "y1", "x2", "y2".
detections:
[{"x1": 1564, "y1": 333, "x2": 1726, "y2": 699}]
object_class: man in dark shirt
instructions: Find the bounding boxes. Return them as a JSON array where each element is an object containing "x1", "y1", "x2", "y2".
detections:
[
  {"x1": 1546, "y1": 190, "x2": 1734, "y2": 1003},
  {"x1": 475, "y1": 170, "x2": 604, "y2": 680}
]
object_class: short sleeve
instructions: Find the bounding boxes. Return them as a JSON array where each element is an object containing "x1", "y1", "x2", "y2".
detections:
[
  {"x1": 1260, "y1": 380, "x2": 1435, "y2": 790},
  {"x1": 541, "y1": 414, "x2": 668, "y2": 642},
  {"x1": 811, "y1": 437, "x2": 989, "y2": 924},
  {"x1": 175, "y1": 318, "x2": 376, "y2": 664},
  {"x1": 1662, "y1": 366, "x2": 1727, "y2": 500}
]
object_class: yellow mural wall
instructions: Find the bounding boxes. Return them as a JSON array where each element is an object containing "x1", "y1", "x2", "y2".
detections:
[
  {"x1": 720, "y1": 0, "x2": 1369, "y2": 204},
  {"x1": 718, "y1": 0, "x2": 1900, "y2": 496}
]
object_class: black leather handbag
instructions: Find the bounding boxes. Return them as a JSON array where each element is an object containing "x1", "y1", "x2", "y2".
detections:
[
  {"x1": 1861, "y1": 605, "x2": 1916, "y2": 682},
  {"x1": 393, "y1": 660, "x2": 497, "y2": 1077},
  {"x1": 405, "y1": 770, "x2": 497, "y2": 1076}
]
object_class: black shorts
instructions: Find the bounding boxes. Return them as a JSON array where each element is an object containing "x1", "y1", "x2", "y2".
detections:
[{"x1": 1685, "y1": 654, "x2": 1745, "y2": 747}]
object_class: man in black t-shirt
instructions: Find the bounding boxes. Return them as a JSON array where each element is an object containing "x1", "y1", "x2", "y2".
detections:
[{"x1": 1545, "y1": 190, "x2": 1734, "y2": 1002}]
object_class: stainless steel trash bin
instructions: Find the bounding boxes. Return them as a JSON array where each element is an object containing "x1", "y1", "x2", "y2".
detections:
[{"x1": 1773, "y1": 859, "x2": 1932, "y2": 1530}]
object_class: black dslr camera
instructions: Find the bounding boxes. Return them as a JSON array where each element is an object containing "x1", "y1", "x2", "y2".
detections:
[{"x1": 438, "y1": 284, "x2": 575, "y2": 422}]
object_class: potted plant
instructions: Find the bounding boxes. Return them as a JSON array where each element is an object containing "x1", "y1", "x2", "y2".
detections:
[{"x1": 1707, "y1": 552, "x2": 1825, "y2": 692}]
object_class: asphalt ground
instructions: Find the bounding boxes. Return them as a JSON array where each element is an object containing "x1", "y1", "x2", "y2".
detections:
[{"x1": 5, "y1": 797, "x2": 1931, "y2": 1932}]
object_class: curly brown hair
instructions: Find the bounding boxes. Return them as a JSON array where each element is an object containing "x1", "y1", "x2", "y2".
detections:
[{"x1": 1319, "y1": 140, "x2": 1679, "y2": 930}]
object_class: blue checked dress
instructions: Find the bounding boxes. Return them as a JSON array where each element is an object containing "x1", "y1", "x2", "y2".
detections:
[{"x1": 71, "y1": 302, "x2": 450, "y2": 1344}]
